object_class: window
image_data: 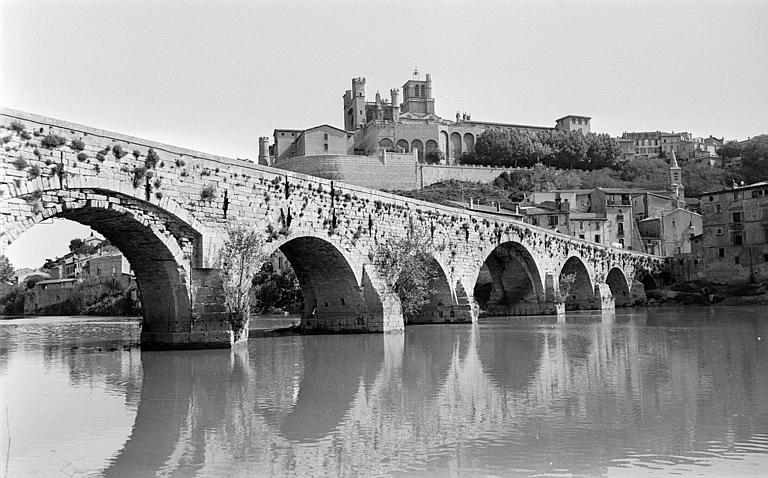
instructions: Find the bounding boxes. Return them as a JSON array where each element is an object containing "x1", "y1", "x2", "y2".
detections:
[
  {"x1": 617, "y1": 223, "x2": 624, "y2": 234},
  {"x1": 716, "y1": 204, "x2": 722, "y2": 213},
  {"x1": 716, "y1": 227, "x2": 724, "y2": 235},
  {"x1": 617, "y1": 214, "x2": 624, "y2": 221},
  {"x1": 548, "y1": 215, "x2": 558, "y2": 227},
  {"x1": 764, "y1": 253, "x2": 768, "y2": 262},
  {"x1": 733, "y1": 231, "x2": 743, "y2": 245},
  {"x1": 671, "y1": 220, "x2": 676, "y2": 228},
  {"x1": 324, "y1": 143, "x2": 329, "y2": 151},
  {"x1": 719, "y1": 248, "x2": 725, "y2": 257},
  {"x1": 734, "y1": 192, "x2": 740, "y2": 200},
  {"x1": 579, "y1": 222, "x2": 583, "y2": 230},
  {"x1": 594, "y1": 234, "x2": 601, "y2": 243},
  {"x1": 709, "y1": 196, "x2": 713, "y2": 202},
  {"x1": 324, "y1": 133, "x2": 328, "y2": 140},
  {"x1": 735, "y1": 256, "x2": 740, "y2": 264},
  {"x1": 733, "y1": 212, "x2": 742, "y2": 223},
  {"x1": 579, "y1": 234, "x2": 585, "y2": 240},
  {"x1": 619, "y1": 239, "x2": 625, "y2": 247}
]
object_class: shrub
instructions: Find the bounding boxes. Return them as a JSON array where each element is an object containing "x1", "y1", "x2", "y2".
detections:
[
  {"x1": 70, "y1": 138, "x2": 86, "y2": 151},
  {"x1": 33, "y1": 147, "x2": 41, "y2": 158},
  {"x1": 132, "y1": 166, "x2": 147, "y2": 188},
  {"x1": 96, "y1": 152, "x2": 106, "y2": 162},
  {"x1": 12, "y1": 157, "x2": 27, "y2": 170},
  {"x1": 20, "y1": 130, "x2": 32, "y2": 140},
  {"x1": 132, "y1": 149, "x2": 141, "y2": 159},
  {"x1": 77, "y1": 152, "x2": 88, "y2": 162},
  {"x1": 41, "y1": 134, "x2": 67, "y2": 148},
  {"x1": 28, "y1": 164, "x2": 41, "y2": 179},
  {"x1": 94, "y1": 164, "x2": 101, "y2": 174},
  {"x1": 112, "y1": 144, "x2": 127, "y2": 159},
  {"x1": 175, "y1": 158, "x2": 185, "y2": 167},
  {"x1": 2, "y1": 135, "x2": 11, "y2": 144},
  {"x1": 155, "y1": 191, "x2": 163, "y2": 200},
  {"x1": 9, "y1": 120, "x2": 25, "y2": 133},
  {"x1": 145, "y1": 148, "x2": 160, "y2": 169},
  {"x1": 26, "y1": 189, "x2": 43, "y2": 203},
  {"x1": 153, "y1": 177, "x2": 162, "y2": 189},
  {"x1": 201, "y1": 184, "x2": 217, "y2": 201}
]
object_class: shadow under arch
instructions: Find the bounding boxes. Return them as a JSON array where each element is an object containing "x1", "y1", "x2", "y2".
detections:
[
  {"x1": 1, "y1": 193, "x2": 199, "y2": 343},
  {"x1": 267, "y1": 235, "x2": 375, "y2": 332},
  {"x1": 559, "y1": 256, "x2": 595, "y2": 311},
  {"x1": 606, "y1": 267, "x2": 631, "y2": 307},
  {"x1": 409, "y1": 254, "x2": 472, "y2": 324},
  {"x1": 473, "y1": 241, "x2": 545, "y2": 316}
]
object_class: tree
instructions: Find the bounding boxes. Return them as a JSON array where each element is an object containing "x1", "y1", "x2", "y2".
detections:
[
  {"x1": 68, "y1": 238, "x2": 84, "y2": 253},
  {"x1": 424, "y1": 149, "x2": 445, "y2": 164},
  {"x1": 216, "y1": 224, "x2": 266, "y2": 341},
  {"x1": 716, "y1": 140, "x2": 743, "y2": 159},
  {"x1": 738, "y1": 135, "x2": 768, "y2": 182},
  {"x1": 376, "y1": 227, "x2": 439, "y2": 322},
  {"x1": 0, "y1": 255, "x2": 14, "y2": 284}
]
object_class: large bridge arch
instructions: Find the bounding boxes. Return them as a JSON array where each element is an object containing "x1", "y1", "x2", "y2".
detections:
[
  {"x1": 265, "y1": 233, "x2": 393, "y2": 332},
  {"x1": 472, "y1": 241, "x2": 546, "y2": 316},
  {"x1": 559, "y1": 256, "x2": 595, "y2": 311},
  {"x1": 0, "y1": 187, "x2": 211, "y2": 348},
  {"x1": 606, "y1": 267, "x2": 631, "y2": 307}
]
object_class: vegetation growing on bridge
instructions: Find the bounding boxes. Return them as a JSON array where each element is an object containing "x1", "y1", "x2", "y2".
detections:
[
  {"x1": 376, "y1": 228, "x2": 439, "y2": 322},
  {"x1": 216, "y1": 224, "x2": 266, "y2": 341}
]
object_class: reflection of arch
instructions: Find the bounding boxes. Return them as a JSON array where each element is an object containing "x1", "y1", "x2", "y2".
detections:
[
  {"x1": 396, "y1": 139, "x2": 409, "y2": 152},
  {"x1": 606, "y1": 268, "x2": 631, "y2": 307},
  {"x1": 476, "y1": 327, "x2": 543, "y2": 391},
  {"x1": 282, "y1": 335, "x2": 384, "y2": 441},
  {"x1": 559, "y1": 256, "x2": 595, "y2": 311},
  {"x1": 474, "y1": 241, "x2": 545, "y2": 316},
  {"x1": 439, "y1": 131, "x2": 449, "y2": 159},
  {"x1": 2, "y1": 190, "x2": 197, "y2": 343},
  {"x1": 463, "y1": 133, "x2": 475, "y2": 154},
  {"x1": 379, "y1": 138, "x2": 393, "y2": 150},
  {"x1": 411, "y1": 139, "x2": 424, "y2": 162},
  {"x1": 450, "y1": 132, "x2": 462, "y2": 163}
]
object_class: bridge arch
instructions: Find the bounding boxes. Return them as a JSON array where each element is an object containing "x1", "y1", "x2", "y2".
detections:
[
  {"x1": 606, "y1": 267, "x2": 631, "y2": 307},
  {"x1": 559, "y1": 256, "x2": 595, "y2": 311},
  {"x1": 0, "y1": 188, "x2": 202, "y2": 347},
  {"x1": 265, "y1": 233, "x2": 382, "y2": 332},
  {"x1": 410, "y1": 253, "x2": 472, "y2": 324},
  {"x1": 473, "y1": 241, "x2": 546, "y2": 316}
]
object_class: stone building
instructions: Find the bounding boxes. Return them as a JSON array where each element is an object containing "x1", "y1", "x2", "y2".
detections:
[
  {"x1": 698, "y1": 181, "x2": 768, "y2": 283},
  {"x1": 618, "y1": 131, "x2": 722, "y2": 162},
  {"x1": 271, "y1": 70, "x2": 589, "y2": 165}
]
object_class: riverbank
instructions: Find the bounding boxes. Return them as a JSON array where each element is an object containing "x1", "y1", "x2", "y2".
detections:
[{"x1": 647, "y1": 281, "x2": 768, "y2": 306}]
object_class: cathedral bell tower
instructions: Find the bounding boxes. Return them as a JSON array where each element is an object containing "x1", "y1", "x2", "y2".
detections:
[{"x1": 669, "y1": 150, "x2": 685, "y2": 207}]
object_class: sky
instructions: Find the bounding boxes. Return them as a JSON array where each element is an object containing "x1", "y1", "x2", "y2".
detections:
[{"x1": 2, "y1": 0, "x2": 767, "y2": 269}]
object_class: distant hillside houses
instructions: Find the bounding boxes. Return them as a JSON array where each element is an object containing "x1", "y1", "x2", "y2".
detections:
[
  {"x1": 23, "y1": 236, "x2": 135, "y2": 315},
  {"x1": 617, "y1": 131, "x2": 723, "y2": 163}
]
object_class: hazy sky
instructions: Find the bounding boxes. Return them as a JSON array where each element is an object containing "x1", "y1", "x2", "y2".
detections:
[{"x1": 2, "y1": 0, "x2": 767, "y2": 269}]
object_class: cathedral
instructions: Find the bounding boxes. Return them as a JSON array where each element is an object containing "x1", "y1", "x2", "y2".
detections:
[{"x1": 269, "y1": 70, "x2": 590, "y2": 165}]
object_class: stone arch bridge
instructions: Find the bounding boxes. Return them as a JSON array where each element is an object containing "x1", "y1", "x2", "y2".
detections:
[{"x1": 0, "y1": 108, "x2": 663, "y2": 349}]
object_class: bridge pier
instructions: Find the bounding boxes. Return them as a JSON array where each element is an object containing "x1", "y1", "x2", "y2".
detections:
[{"x1": 141, "y1": 268, "x2": 244, "y2": 350}]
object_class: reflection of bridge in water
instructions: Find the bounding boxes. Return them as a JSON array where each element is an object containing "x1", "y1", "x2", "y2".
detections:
[{"x1": 103, "y1": 311, "x2": 768, "y2": 477}]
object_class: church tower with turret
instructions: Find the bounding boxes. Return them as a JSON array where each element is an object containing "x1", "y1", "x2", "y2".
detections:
[{"x1": 669, "y1": 150, "x2": 685, "y2": 207}]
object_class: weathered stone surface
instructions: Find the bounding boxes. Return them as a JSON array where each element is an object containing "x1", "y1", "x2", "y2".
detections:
[{"x1": 0, "y1": 108, "x2": 663, "y2": 349}]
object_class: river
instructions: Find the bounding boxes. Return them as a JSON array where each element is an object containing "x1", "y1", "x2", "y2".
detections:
[{"x1": 1, "y1": 306, "x2": 768, "y2": 477}]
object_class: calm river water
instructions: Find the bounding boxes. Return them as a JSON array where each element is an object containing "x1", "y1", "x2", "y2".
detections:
[{"x1": 2, "y1": 307, "x2": 768, "y2": 477}]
